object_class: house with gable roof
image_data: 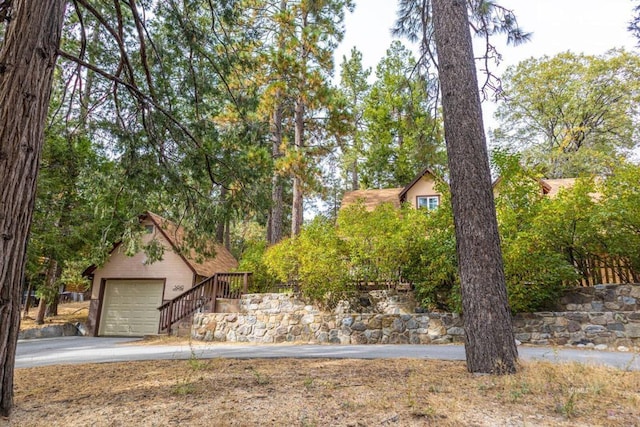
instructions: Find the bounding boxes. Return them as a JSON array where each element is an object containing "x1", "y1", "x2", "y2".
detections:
[
  {"x1": 342, "y1": 165, "x2": 579, "y2": 213},
  {"x1": 84, "y1": 212, "x2": 239, "y2": 337},
  {"x1": 342, "y1": 167, "x2": 443, "y2": 212}
]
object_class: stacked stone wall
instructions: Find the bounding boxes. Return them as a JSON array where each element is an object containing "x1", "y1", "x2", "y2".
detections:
[
  {"x1": 555, "y1": 284, "x2": 640, "y2": 312},
  {"x1": 192, "y1": 290, "x2": 640, "y2": 350}
]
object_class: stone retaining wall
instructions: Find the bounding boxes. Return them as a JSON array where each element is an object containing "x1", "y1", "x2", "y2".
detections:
[
  {"x1": 192, "y1": 293, "x2": 640, "y2": 350},
  {"x1": 232, "y1": 290, "x2": 416, "y2": 315},
  {"x1": 513, "y1": 311, "x2": 640, "y2": 349},
  {"x1": 193, "y1": 310, "x2": 464, "y2": 345},
  {"x1": 18, "y1": 323, "x2": 83, "y2": 340},
  {"x1": 556, "y1": 284, "x2": 640, "y2": 312}
]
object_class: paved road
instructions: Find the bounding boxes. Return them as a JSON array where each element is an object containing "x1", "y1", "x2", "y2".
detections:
[{"x1": 15, "y1": 336, "x2": 640, "y2": 370}]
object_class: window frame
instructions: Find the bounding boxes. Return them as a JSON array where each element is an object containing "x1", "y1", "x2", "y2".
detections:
[{"x1": 416, "y1": 195, "x2": 440, "y2": 210}]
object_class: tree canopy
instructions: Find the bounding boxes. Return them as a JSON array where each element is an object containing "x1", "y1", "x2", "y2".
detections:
[{"x1": 493, "y1": 50, "x2": 640, "y2": 178}]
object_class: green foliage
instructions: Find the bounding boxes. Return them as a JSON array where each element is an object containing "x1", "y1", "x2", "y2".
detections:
[
  {"x1": 494, "y1": 50, "x2": 640, "y2": 178},
  {"x1": 360, "y1": 41, "x2": 445, "y2": 188},
  {"x1": 408, "y1": 186, "x2": 461, "y2": 312},
  {"x1": 599, "y1": 163, "x2": 640, "y2": 275},
  {"x1": 246, "y1": 158, "x2": 640, "y2": 313},
  {"x1": 534, "y1": 178, "x2": 604, "y2": 282},
  {"x1": 263, "y1": 195, "x2": 459, "y2": 311},
  {"x1": 264, "y1": 216, "x2": 351, "y2": 307},
  {"x1": 236, "y1": 240, "x2": 278, "y2": 293},
  {"x1": 336, "y1": 47, "x2": 371, "y2": 191},
  {"x1": 59, "y1": 261, "x2": 91, "y2": 292},
  {"x1": 492, "y1": 150, "x2": 580, "y2": 312},
  {"x1": 337, "y1": 202, "x2": 414, "y2": 283}
]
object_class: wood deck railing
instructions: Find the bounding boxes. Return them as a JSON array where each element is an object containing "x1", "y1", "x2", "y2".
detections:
[
  {"x1": 158, "y1": 272, "x2": 252, "y2": 335},
  {"x1": 573, "y1": 256, "x2": 639, "y2": 287}
]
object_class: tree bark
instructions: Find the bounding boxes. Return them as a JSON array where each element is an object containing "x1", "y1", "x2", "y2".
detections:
[
  {"x1": 267, "y1": 100, "x2": 284, "y2": 245},
  {"x1": 35, "y1": 296, "x2": 47, "y2": 325},
  {"x1": 21, "y1": 279, "x2": 33, "y2": 319},
  {"x1": 0, "y1": 0, "x2": 66, "y2": 416},
  {"x1": 35, "y1": 258, "x2": 59, "y2": 324},
  {"x1": 215, "y1": 186, "x2": 228, "y2": 245},
  {"x1": 351, "y1": 159, "x2": 359, "y2": 191},
  {"x1": 291, "y1": 95, "x2": 304, "y2": 237},
  {"x1": 431, "y1": 0, "x2": 517, "y2": 374},
  {"x1": 267, "y1": 0, "x2": 287, "y2": 245}
]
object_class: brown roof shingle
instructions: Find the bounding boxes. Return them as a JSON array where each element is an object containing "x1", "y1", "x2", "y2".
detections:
[
  {"x1": 539, "y1": 178, "x2": 577, "y2": 198},
  {"x1": 341, "y1": 188, "x2": 403, "y2": 211},
  {"x1": 144, "y1": 212, "x2": 238, "y2": 277}
]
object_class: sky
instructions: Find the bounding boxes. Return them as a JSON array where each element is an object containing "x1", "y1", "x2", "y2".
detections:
[{"x1": 334, "y1": 0, "x2": 638, "y2": 131}]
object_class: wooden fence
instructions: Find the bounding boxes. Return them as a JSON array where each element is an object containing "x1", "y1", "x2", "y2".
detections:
[{"x1": 572, "y1": 256, "x2": 639, "y2": 287}]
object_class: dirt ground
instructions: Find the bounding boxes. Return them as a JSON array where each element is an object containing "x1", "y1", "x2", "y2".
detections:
[
  {"x1": 19, "y1": 301, "x2": 89, "y2": 331},
  {"x1": 6, "y1": 354, "x2": 640, "y2": 426},
  {"x1": 8, "y1": 302, "x2": 640, "y2": 426}
]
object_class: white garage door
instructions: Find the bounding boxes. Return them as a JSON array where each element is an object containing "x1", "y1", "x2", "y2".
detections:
[{"x1": 99, "y1": 279, "x2": 164, "y2": 336}]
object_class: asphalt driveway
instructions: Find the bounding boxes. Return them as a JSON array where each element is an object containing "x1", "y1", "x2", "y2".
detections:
[{"x1": 15, "y1": 336, "x2": 640, "y2": 370}]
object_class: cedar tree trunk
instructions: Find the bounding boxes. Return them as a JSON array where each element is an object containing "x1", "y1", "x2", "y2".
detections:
[
  {"x1": 267, "y1": 0, "x2": 287, "y2": 245},
  {"x1": 432, "y1": 0, "x2": 518, "y2": 374},
  {"x1": 0, "y1": 0, "x2": 66, "y2": 416},
  {"x1": 21, "y1": 279, "x2": 33, "y2": 319},
  {"x1": 290, "y1": 95, "x2": 304, "y2": 236},
  {"x1": 268, "y1": 100, "x2": 284, "y2": 245}
]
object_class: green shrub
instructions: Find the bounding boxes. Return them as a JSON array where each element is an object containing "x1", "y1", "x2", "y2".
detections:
[
  {"x1": 245, "y1": 157, "x2": 640, "y2": 313},
  {"x1": 264, "y1": 216, "x2": 352, "y2": 308},
  {"x1": 236, "y1": 240, "x2": 278, "y2": 293}
]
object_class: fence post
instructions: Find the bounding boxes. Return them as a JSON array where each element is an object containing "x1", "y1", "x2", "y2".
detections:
[
  {"x1": 166, "y1": 300, "x2": 174, "y2": 335},
  {"x1": 243, "y1": 272, "x2": 248, "y2": 294},
  {"x1": 212, "y1": 274, "x2": 219, "y2": 313}
]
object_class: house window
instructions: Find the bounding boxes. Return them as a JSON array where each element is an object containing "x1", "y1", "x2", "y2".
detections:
[
  {"x1": 145, "y1": 224, "x2": 154, "y2": 234},
  {"x1": 416, "y1": 195, "x2": 439, "y2": 210}
]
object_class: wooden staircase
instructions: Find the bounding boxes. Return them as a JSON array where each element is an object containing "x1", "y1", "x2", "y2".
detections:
[{"x1": 158, "y1": 272, "x2": 251, "y2": 335}]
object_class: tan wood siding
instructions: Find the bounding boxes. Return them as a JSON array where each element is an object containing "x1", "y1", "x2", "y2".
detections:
[
  {"x1": 403, "y1": 176, "x2": 440, "y2": 209},
  {"x1": 90, "y1": 223, "x2": 195, "y2": 301}
]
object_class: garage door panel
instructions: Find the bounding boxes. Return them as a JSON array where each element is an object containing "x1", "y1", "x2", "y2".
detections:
[{"x1": 99, "y1": 279, "x2": 164, "y2": 336}]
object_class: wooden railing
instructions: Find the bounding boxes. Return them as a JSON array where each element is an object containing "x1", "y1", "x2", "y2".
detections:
[
  {"x1": 573, "y1": 256, "x2": 639, "y2": 287},
  {"x1": 158, "y1": 272, "x2": 252, "y2": 335}
]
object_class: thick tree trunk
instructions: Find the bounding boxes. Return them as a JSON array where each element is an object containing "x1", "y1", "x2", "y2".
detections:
[
  {"x1": 291, "y1": 97, "x2": 304, "y2": 237},
  {"x1": 21, "y1": 279, "x2": 33, "y2": 319},
  {"x1": 35, "y1": 296, "x2": 47, "y2": 325},
  {"x1": 0, "y1": 0, "x2": 66, "y2": 416},
  {"x1": 268, "y1": 174, "x2": 284, "y2": 244},
  {"x1": 35, "y1": 259, "x2": 59, "y2": 324},
  {"x1": 268, "y1": 101, "x2": 284, "y2": 245},
  {"x1": 267, "y1": 0, "x2": 287, "y2": 245},
  {"x1": 431, "y1": 0, "x2": 517, "y2": 374}
]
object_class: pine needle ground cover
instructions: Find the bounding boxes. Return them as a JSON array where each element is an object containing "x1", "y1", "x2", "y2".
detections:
[{"x1": 9, "y1": 356, "x2": 640, "y2": 426}]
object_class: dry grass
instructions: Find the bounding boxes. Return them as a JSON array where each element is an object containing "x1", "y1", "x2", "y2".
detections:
[
  {"x1": 19, "y1": 301, "x2": 89, "y2": 331},
  {"x1": 10, "y1": 302, "x2": 640, "y2": 425},
  {"x1": 8, "y1": 355, "x2": 640, "y2": 426}
]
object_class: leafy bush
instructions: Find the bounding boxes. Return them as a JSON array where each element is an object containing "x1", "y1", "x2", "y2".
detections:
[
  {"x1": 405, "y1": 187, "x2": 461, "y2": 312},
  {"x1": 236, "y1": 240, "x2": 278, "y2": 293},
  {"x1": 599, "y1": 163, "x2": 640, "y2": 277},
  {"x1": 493, "y1": 150, "x2": 580, "y2": 311},
  {"x1": 249, "y1": 157, "x2": 640, "y2": 313},
  {"x1": 337, "y1": 202, "x2": 415, "y2": 283},
  {"x1": 264, "y1": 217, "x2": 352, "y2": 307}
]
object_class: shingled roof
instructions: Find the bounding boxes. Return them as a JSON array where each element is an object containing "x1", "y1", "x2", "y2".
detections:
[
  {"x1": 540, "y1": 178, "x2": 577, "y2": 197},
  {"x1": 142, "y1": 211, "x2": 238, "y2": 277},
  {"x1": 341, "y1": 188, "x2": 404, "y2": 211},
  {"x1": 83, "y1": 212, "x2": 238, "y2": 278}
]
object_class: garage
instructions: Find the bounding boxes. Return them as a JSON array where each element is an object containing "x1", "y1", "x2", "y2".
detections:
[
  {"x1": 98, "y1": 279, "x2": 164, "y2": 336},
  {"x1": 84, "y1": 212, "x2": 239, "y2": 336}
]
